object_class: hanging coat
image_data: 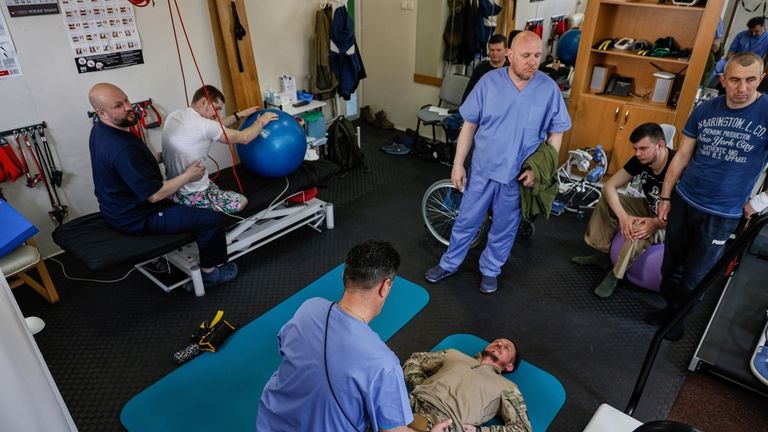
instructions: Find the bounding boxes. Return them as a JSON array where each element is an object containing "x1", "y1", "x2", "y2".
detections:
[
  {"x1": 329, "y1": 6, "x2": 366, "y2": 100},
  {"x1": 310, "y1": 6, "x2": 338, "y2": 100},
  {"x1": 477, "y1": 0, "x2": 503, "y2": 56}
]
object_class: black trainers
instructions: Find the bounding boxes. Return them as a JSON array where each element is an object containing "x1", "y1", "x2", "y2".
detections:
[
  {"x1": 479, "y1": 275, "x2": 498, "y2": 294},
  {"x1": 425, "y1": 265, "x2": 455, "y2": 284},
  {"x1": 645, "y1": 305, "x2": 674, "y2": 325},
  {"x1": 360, "y1": 105, "x2": 375, "y2": 125},
  {"x1": 663, "y1": 320, "x2": 685, "y2": 341},
  {"x1": 202, "y1": 262, "x2": 238, "y2": 288},
  {"x1": 374, "y1": 110, "x2": 394, "y2": 129}
]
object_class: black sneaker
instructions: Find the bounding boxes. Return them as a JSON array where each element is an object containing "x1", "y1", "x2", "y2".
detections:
[
  {"x1": 663, "y1": 320, "x2": 685, "y2": 341},
  {"x1": 479, "y1": 275, "x2": 498, "y2": 294},
  {"x1": 425, "y1": 265, "x2": 456, "y2": 284},
  {"x1": 645, "y1": 306, "x2": 674, "y2": 325},
  {"x1": 202, "y1": 262, "x2": 238, "y2": 288}
]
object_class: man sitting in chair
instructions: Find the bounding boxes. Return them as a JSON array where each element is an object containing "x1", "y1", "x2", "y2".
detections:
[
  {"x1": 404, "y1": 338, "x2": 532, "y2": 432},
  {"x1": 571, "y1": 123, "x2": 675, "y2": 297}
]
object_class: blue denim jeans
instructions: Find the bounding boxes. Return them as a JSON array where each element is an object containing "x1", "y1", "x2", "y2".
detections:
[
  {"x1": 142, "y1": 204, "x2": 228, "y2": 268},
  {"x1": 660, "y1": 191, "x2": 740, "y2": 307}
]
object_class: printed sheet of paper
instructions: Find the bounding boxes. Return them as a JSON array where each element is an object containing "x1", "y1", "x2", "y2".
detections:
[
  {"x1": 59, "y1": 0, "x2": 143, "y2": 74},
  {"x1": 0, "y1": 8, "x2": 23, "y2": 78},
  {"x1": 5, "y1": 0, "x2": 60, "y2": 17}
]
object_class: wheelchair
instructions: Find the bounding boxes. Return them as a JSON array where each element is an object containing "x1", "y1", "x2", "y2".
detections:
[
  {"x1": 422, "y1": 179, "x2": 535, "y2": 248},
  {"x1": 553, "y1": 145, "x2": 607, "y2": 220}
]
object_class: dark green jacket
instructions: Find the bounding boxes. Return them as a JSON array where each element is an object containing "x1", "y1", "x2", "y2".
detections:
[{"x1": 520, "y1": 142, "x2": 559, "y2": 220}]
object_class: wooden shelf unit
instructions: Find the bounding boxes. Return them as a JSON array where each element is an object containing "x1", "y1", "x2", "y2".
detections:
[{"x1": 564, "y1": 0, "x2": 724, "y2": 174}]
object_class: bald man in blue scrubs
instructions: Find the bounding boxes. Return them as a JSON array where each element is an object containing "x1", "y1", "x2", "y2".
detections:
[{"x1": 425, "y1": 31, "x2": 571, "y2": 293}]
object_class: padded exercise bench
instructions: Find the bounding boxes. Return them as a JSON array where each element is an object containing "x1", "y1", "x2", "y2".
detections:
[{"x1": 53, "y1": 160, "x2": 339, "y2": 296}]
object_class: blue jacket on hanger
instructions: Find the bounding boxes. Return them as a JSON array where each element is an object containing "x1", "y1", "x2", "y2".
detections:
[{"x1": 330, "y1": 6, "x2": 366, "y2": 100}]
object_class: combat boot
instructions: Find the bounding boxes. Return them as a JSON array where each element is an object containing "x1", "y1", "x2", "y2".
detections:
[
  {"x1": 360, "y1": 105, "x2": 375, "y2": 125},
  {"x1": 374, "y1": 110, "x2": 394, "y2": 129}
]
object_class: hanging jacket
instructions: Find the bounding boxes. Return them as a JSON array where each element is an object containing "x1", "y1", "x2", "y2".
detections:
[
  {"x1": 310, "y1": 6, "x2": 338, "y2": 100},
  {"x1": 520, "y1": 141, "x2": 559, "y2": 220},
  {"x1": 477, "y1": 0, "x2": 503, "y2": 54},
  {"x1": 329, "y1": 6, "x2": 366, "y2": 100}
]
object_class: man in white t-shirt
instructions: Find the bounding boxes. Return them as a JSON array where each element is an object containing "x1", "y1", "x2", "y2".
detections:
[{"x1": 162, "y1": 85, "x2": 277, "y2": 213}]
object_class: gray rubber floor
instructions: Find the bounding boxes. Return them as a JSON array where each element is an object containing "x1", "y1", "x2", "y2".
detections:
[{"x1": 13, "y1": 123, "x2": 721, "y2": 431}]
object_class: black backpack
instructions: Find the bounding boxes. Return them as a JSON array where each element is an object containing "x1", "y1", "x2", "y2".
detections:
[{"x1": 324, "y1": 116, "x2": 370, "y2": 177}]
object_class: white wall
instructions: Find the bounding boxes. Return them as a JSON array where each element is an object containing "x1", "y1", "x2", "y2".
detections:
[
  {"x1": 247, "y1": 0, "x2": 319, "y2": 96},
  {"x1": 0, "y1": 272, "x2": 77, "y2": 431},
  {"x1": 360, "y1": 1, "x2": 440, "y2": 131},
  {"x1": 0, "y1": 1, "x2": 320, "y2": 257}
]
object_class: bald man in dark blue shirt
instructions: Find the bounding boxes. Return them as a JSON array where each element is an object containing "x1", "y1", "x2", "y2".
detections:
[{"x1": 88, "y1": 83, "x2": 237, "y2": 287}]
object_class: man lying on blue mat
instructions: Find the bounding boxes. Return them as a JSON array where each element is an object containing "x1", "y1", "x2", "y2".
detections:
[
  {"x1": 404, "y1": 338, "x2": 532, "y2": 432},
  {"x1": 257, "y1": 240, "x2": 451, "y2": 432}
]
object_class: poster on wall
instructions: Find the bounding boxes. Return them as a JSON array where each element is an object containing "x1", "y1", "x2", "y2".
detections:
[
  {"x1": 5, "y1": 0, "x2": 60, "y2": 17},
  {"x1": 0, "y1": 8, "x2": 23, "y2": 78},
  {"x1": 59, "y1": 0, "x2": 143, "y2": 74}
]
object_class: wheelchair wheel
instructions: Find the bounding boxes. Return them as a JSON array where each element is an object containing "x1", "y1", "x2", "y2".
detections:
[{"x1": 422, "y1": 179, "x2": 488, "y2": 248}]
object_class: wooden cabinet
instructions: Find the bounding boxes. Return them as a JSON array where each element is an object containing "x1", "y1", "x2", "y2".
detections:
[
  {"x1": 569, "y1": 94, "x2": 676, "y2": 174},
  {"x1": 564, "y1": 0, "x2": 723, "y2": 174}
]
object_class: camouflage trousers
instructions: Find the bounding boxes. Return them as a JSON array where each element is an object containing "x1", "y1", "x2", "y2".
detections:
[{"x1": 409, "y1": 396, "x2": 460, "y2": 432}]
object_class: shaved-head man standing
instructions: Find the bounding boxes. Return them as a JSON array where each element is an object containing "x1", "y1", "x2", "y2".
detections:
[
  {"x1": 88, "y1": 83, "x2": 237, "y2": 288},
  {"x1": 425, "y1": 32, "x2": 572, "y2": 293}
]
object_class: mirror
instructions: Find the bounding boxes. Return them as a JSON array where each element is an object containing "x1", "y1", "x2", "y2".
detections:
[
  {"x1": 414, "y1": 0, "x2": 450, "y2": 86},
  {"x1": 414, "y1": 0, "x2": 514, "y2": 87}
]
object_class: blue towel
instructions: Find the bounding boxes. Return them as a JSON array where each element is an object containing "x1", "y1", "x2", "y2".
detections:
[{"x1": 121, "y1": 264, "x2": 430, "y2": 431}]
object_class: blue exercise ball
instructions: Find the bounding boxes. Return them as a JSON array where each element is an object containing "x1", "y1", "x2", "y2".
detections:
[
  {"x1": 237, "y1": 109, "x2": 306, "y2": 178},
  {"x1": 557, "y1": 28, "x2": 581, "y2": 66}
]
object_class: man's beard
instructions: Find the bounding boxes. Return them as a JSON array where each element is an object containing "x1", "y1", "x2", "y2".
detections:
[
  {"x1": 481, "y1": 349, "x2": 499, "y2": 363},
  {"x1": 115, "y1": 112, "x2": 138, "y2": 128}
]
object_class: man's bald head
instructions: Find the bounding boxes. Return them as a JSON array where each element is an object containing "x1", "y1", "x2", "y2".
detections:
[
  {"x1": 510, "y1": 30, "x2": 542, "y2": 51},
  {"x1": 88, "y1": 83, "x2": 123, "y2": 111},
  {"x1": 88, "y1": 83, "x2": 137, "y2": 130},
  {"x1": 508, "y1": 31, "x2": 542, "y2": 82}
]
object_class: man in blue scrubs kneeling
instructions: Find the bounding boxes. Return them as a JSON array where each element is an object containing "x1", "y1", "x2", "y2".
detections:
[
  {"x1": 88, "y1": 83, "x2": 236, "y2": 287},
  {"x1": 257, "y1": 240, "x2": 451, "y2": 432}
]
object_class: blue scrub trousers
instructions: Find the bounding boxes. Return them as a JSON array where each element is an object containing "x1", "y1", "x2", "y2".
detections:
[
  {"x1": 142, "y1": 204, "x2": 228, "y2": 268},
  {"x1": 439, "y1": 173, "x2": 522, "y2": 277},
  {"x1": 660, "y1": 190, "x2": 740, "y2": 308}
]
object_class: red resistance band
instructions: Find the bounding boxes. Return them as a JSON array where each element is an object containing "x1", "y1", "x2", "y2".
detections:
[{"x1": 0, "y1": 138, "x2": 24, "y2": 182}]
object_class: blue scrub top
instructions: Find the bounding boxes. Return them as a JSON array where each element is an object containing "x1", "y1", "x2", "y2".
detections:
[
  {"x1": 730, "y1": 29, "x2": 768, "y2": 58},
  {"x1": 460, "y1": 68, "x2": 571, "y2": 184},
  {"x1": 257, "y1": 298, "x2": 412, "y2": 431},
  {"x1": 89, "y1": 121, "x2": 165, "y2": 232}
]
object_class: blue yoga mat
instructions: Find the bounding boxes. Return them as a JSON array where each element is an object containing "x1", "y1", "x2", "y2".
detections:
[
  {"x1": 432, "y1": 334, "x2": 566, "y2": 432},
  {"x1": 121, "y1": 264, "x2": 430, "y2": 431}
]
